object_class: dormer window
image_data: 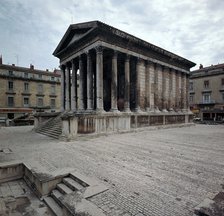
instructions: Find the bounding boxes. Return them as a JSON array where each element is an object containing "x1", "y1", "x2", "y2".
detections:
[{"x1": 8, "y1": 71, "x2": 13, "y2": 76}]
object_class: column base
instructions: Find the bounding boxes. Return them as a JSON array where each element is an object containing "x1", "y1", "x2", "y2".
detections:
[
  {"x1": 162, "y1": 109, "x2": 168, "y2": 113},
  {"x1": 124, "y1": 108, "x2": 131, "y2": 113},
  {"x1": 96, "y1": 108, "x2": 105, "y2": 114},
  {"x1": 110, "y1": 108, "x2": 120, "y2": 113},
  {"x1": 154, "y1": 107, "x2": 161, "y2": 113}
]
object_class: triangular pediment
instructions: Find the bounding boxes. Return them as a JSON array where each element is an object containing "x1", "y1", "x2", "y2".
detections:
[{"x1": 53, "y1": 21, "x2": 99, "y2": 57}]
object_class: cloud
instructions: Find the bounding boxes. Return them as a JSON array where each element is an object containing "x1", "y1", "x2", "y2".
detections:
[{"x1": 0, "y1": 0, "x2": 224, "y2": 70}]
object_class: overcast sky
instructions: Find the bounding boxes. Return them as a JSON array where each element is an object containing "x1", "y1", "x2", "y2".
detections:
[{"x1": 0, "y1": 0, "x2": 224, "y2": 71}]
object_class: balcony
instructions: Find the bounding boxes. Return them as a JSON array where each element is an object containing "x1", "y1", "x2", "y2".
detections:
[{"x1": 198, "y1": 100, "x2": 216, "y2": 105}]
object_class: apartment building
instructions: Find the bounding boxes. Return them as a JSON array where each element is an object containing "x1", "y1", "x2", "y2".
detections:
[
  {"x1": 0, "y1": 56, "x2": 61, "y2": 119},
  {"x1": 189, "y1": 63, "x2": 224, "y2": 121}
]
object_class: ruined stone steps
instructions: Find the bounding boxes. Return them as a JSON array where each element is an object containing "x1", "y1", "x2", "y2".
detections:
[
  {"x1": 44, "y1": 196, "x2": 63, "y2": 216},
  {"x1": 51, "y1": 189, "x2": 63, "y2": 207},
  {"x1": 63, "y1": 177, "x2": 85, "y2": 191},
  {"x1": 57, "y1": 183, "x2": 73, "y2": 195}
]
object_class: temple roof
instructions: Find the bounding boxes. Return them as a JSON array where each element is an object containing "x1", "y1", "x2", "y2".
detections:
[{"x1": 53, "y1": 21, "x2": 196, "y2": 68}]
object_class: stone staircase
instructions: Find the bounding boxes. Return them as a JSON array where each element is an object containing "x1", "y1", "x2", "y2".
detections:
[
  {"x1": 43, "y1": 175, "x2": 88, "y2": 216},
  {"x1": 36, "y1": 114, "x2": 62, "y2": 139}
]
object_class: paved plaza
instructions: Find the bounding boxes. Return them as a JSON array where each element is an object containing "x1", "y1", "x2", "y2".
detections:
[{"x1": 0, "y1": 124, "x2": 224, "y2": 216}]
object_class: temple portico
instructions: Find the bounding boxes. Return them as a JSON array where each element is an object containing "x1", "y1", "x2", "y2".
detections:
[{"x1": 34, "y1": 21, "x2": 196, "y2": 139}]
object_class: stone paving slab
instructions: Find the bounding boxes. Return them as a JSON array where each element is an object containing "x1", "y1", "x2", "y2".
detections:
[{"x1": 0, "y1": 125, "x2": 224, "y2": 215}]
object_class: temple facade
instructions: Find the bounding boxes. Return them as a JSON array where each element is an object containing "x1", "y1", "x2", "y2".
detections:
[{"x1": 37, "y1": 21, "x2": 196, "y2": 139}]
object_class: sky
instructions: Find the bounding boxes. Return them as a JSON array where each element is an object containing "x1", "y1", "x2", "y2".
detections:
[{"x1": 0, "y1": 0, "x2": 224, "y2": 71}]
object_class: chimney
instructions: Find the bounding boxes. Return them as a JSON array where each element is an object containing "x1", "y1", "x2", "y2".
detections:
[
  {"x1": 12, "y1": 64, "x2": 15, "y2": 66},
  {"x1": 30, "y1": 64, "x2": 34, "y2": 70},
  {"x1": 0, "y1": 55, "x2": 2, "y2": 65},
  {"x1": 46, "y1": 69, "x2": 49, "y2": 72},
  {"x1": 199, "y1": 64, "x2": 203, "y2": 69}
]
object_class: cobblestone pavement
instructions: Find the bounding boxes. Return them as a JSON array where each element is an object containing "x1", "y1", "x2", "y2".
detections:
[{"x1": 0, "y1": 124, "x2": 224, "y2": 216}]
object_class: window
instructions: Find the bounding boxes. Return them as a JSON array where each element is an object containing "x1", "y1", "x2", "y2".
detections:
[
  {"x1": 37, "y1": 97, "x2": 43, "y2": 107},
  {"x1": 8, "y1": 71, "x2": 13, "y2": 76},
  {"x1": 51, "y1": 85, "x2": 56, "y2": 94},
  {"x1": 189, "y1": 95, "x2": 194, "y2": 102},
  {"x1": 222, "y1": 78, "x2": 224, "y2": 86},
  {"x1": 8, "y1": 96, "x2": 14, "y2": 107},
  {"x1": 189, "y1": 82, "x2": 193, "y2": 91},
  {"x1": 51, "y1": 76, "x2": 55, "y2": 81},
  {"x1": 38, "y1": 74, "x2": 42, "y2": 79},
  {"x1": 23, "y1": 97, "x2": 29, "y2": 107},
  {"x1": 50, "y1": 99, "x2": 56, "y2": 109},
  {"x1": 8, "y1": 81, "x2": 14, "y2": 91},
  {"x1": 204, "y1": 80, "x2": 209, "y2": 89},
  {"x1": 203, "y1": 93, "x2": 211, "y2": 103},
  {"x1": 24, "y1": 72, "x2": 29, "y2": 78},
  {"x1": 37, "y1": 84, "x2": 43, "y2": 93},
  {"x1": 24, "y1": 82, "x2": 29, "y2": 92}
]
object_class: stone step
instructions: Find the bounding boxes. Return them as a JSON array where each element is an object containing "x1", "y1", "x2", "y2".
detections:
[
  {"x1": 57, "y1": 183, "x2": 73, "y2": 195},
  {"x1": 51, "y1": 189, "x2": 63, "y2": 207},
  {"x1": 39, "y1": 130, "x2": 61, "y2": 136},
  {"x1": 63, "y1": 177, "x2": 85, "y2": 191},
  {"x1": 44, "y1": 196, "x2": 63, "y2": 216},
  {"x1": 39, "y1": 131, "x2": 60, "y2": 139}
]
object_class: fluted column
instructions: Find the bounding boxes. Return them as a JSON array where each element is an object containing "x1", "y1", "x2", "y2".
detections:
[
  {"x1": 96, "y1": 46, "x2": 104, "y2": 112},
  {"x1": 71, "y1": 59, "x2": 77, "y2": 111},
  {"x1": 134, "y1": 58, "x2": 141, "y2": 112},
  {"x1": 145, "y1": 62, "x2": 150, "y2": 111},
  {"x1": 162, "y1": 67, "x2": 169, "y2": 112},
  {"x1": 124, "y1": 54, "x2": 130, "y2": 112},
  {"x1": 65, "y1": 64, "x2": 70, "y2": 111},
  {"x1": 182, "y1": 73, "x2": 187, "y2": 112},
  {"x1": 168, "y1": 69, "x2": 173, "y2": 111},
  {"x1": 111, "y1": 50, "x2": 118, "y2": 112},
  {"x1": 171, "y1": 69, "x2": 176, "y2": 111},
  {"x1": 154, "y1": 64, "x2": 162, "y2": 112},
  {"x1": 149, "y1": 62, "x2": 155, "y2": 111},
  {"x1": 60, "y1": 65, "x2": 65, "y2": 111},
  {"x1": 78, "y1": 55, "x2": 84, "y2": 110},
  {"x1": 87, "y1": 51, "x2": 93, "y2": 110}
]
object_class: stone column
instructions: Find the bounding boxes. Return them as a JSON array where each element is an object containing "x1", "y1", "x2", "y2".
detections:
[
  {"x1": 186, "y1": 73, "x2": 190, "y2": 112},
  {"x1": 87, "y1": 51, "x2": 93, "y2": 110},
  {"x1": 71, "y1": 59, "x2": 77, "y2": 111},
  {"x1": 78, "y1": 55, "x2": 85, "y2": 110},
  {"x1": 95, "y1": 46, "x2": 104, "y2": 112},
  {"x1": 145, "y1": 62, "x2": 150, "y2": 111},
  {"x1": 162, "y1": 67, "x2": 169, "y2": 112},
  {"x1": 124, "y1": 54, "x2": 130, "y2": 112},
  {"x1": 149, "y1": 62, "x2": 155, "y2": 111},
  {"x1": 154, "y1": 63, "x2": 162, "y2": 112},
  {"x1": 65, "y1": 64, "x2": 70, "y2": 111},
  {"x1": 175, "y1": 71, "x2": 179, "y2": 111},
  {"x1": 110, "y1": 50, "x2": 118, "y2": 112},
  {"x1": 168, "y1": 69, "x2": 173, "y2": 112},
  {"x1": 171, "y1": 69, "x2": 176, "y2": 111},
  {"x1": 134, "y1": 58, "x2": 141, "y2": 112},
  {"x1": 182, "y1": 73, "x2": 187, "y2": 112},
  {"x1": 60, "y1": 65, "x2": 65, "y2": 111}
]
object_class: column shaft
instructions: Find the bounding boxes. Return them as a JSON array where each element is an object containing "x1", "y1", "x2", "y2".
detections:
[
  {"x1": 135, "y1": 58, "x2": 141, "y2": 111},
  {"x1": 111, "y1": 51, "x2": 118, "y2": 111},
  {"x1": 145, "y1": 62, "x2": 150, "y2": 111},
  {"x1": 60, "y1": 66, "x2": 65, "y2": 111},
  {"x1": 149, "y1": 62, "x2": 155, "y2": 111},
  {"x1": 124, "y1": 55, "x2": 130, "y2": 112},
  {"x1": 65, "y1": 65, "x2": 70, "y2": 111},
  {"x1": 96, "y1": 46, "x2": 104, "y2": 111},
  {"x1": 87, "y1": 52, "x2": 93, "y2": 110},
  {"x1": 79, "y1": 56, "x2": 84, "y2": 110},
  {"x1": 71, "y1": 60, "x2": 77, "y2": 111}
]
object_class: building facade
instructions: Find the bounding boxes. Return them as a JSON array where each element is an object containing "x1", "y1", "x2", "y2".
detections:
[
  {"x1": 0, "y1": 57, "x2": 61, "y2": 120},
  {"x1": 189, "y1": 63, "x2": 224, "y2": 121},
  {"x1": 35, "y1": 21, "x2": 195, "y2": 139}
]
